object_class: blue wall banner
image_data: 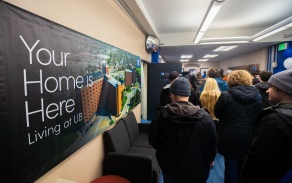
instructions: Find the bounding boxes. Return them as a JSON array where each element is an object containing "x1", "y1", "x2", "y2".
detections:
[{"x1": 0, "y1": 2, "x2": 141, "y2": 182}]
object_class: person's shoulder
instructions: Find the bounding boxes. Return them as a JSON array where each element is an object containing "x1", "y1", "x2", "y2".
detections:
[
  {"x1": 156, "y1": 105, "x2": 171, "y2": 117},
  {"x1": 161, "y1": 87, "x2": 170, "y2": 93},
  {"x1": 219, "y1": 90, "x2": 229, "y2": 96},
  {"x1": 163, "y1": 83, "x2": 171, "y2": 89},
  {"x1": 215, "y1": 78, "x2": 227, "y2": 84},
  {"x1": 259, "y1": 107, "x2": 290, "y2": 122},
  {"x1": 216, "y1": 91, "x2": 231, "y2": 103},
  {"x1": 260, "y1": 111, "x2": 292, "y2": 131},
  {"x1": 197, "y1": 108, "x2": 212, "y2": 117}
]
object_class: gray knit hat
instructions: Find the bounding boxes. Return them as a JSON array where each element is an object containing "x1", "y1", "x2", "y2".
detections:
[
  {"x1": 169, "y1": 77, "x2": 191, "y2": 96},
  {"x1": 268, "y1": 69, "x2": 292, "y2": 95}
]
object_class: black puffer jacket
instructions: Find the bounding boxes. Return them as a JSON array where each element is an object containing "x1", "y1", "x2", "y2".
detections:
[
  {"x1": 214, "y1": 85, "x2": 262, "y2": 160},
  {"x1": 149, "y1": 101, "x2": 217, "y2": 182}
]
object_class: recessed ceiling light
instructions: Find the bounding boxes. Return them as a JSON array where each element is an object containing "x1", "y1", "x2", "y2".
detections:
[
  {"x1": 180, "y1": 59, "x2": 189, "y2": 62},
  {"x1": 197, "y1": 59, "x2": 209, "y2": 61},
  {"x1": 213, "y1": 45, "x2": 238, "y2": 52},
  {"x1": 203, "y1": 54, "x2": 218, "y2": 58},
  {"x1": 181, "y1": 55, "x2": 193, "y2": 58}
]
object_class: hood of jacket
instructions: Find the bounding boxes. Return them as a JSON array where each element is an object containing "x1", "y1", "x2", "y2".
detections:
[
  {"x1": 270, "y1": 102, "x2": 292, "y2": 119},
  {"x1": 255, "y1": 82, "x2": 269, "y2": 92},
  {"x1": 166, "y1": 101, "x2": 200, "y2": 116},
  {"x1": 164, "y1": 101, "x2": 203, "y2": 124},
  {"x1": 228, "y1": 85, "x2": 260, "y2": 104},
  {"x1": 257, "y1": 102, "x2": 292, "y2": 128}
]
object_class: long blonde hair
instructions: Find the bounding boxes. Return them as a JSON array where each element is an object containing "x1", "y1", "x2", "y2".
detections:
[{"x1": 200, "y1": 78, "x2": 221, "y2": 120}]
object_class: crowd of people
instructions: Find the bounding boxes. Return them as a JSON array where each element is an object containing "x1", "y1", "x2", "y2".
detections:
[{"x1": 148, "y1": 68, "x2": 292, "y2": 183}]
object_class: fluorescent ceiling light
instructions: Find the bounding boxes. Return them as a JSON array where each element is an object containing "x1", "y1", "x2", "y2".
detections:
[
  {"x1": 198, "y1": 59, "x2": 209, "y2": 62},
  {"x1": 202, "y1": 36, "x2": 250, "y2": 41},
  {"x1": 194, "y1": 0, "x2": 224, "y2": 44},
  {"x1": 194, "y1": 31, "x2": 205, "y2": 44},
  {"x1": 181, "y1": 55, "x2": 193, "y2": 58},
  {"x1": 200, "y1": 41, "x2": 249, "y2": 44},
  {"x1": 203, "y1": 54, "x2": 218, "y2": 58},
  {"x1": 213, "y1": 45, "x2": 238, "y2": 52},
  {"x1": 252, "y1": 22, "x2": 292, "y2": 41},
  {"x1": 180, "y1": 59, "x2": 189, "y2": 62},
  {"x1": 200, "y1": 2, "x2": 223, "y2": 32}
]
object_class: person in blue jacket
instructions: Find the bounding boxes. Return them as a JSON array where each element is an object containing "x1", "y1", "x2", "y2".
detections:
[
  {"x1": 202, "y1": 71, "x2": 207, "y2": 78},
  {"x1": 200, "y1": 69, "x2": 229, "y2": 92}
]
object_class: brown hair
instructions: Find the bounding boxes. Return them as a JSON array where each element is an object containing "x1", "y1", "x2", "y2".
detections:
[{"x1": 259, "y1": 70, "x2": 272, "y2": 82}]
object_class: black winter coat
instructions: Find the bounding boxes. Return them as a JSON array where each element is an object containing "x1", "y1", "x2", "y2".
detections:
[
  {"x1": 214, "y1": 85, "x2": 262, "y2": 160},
  {"x1": 149, "y1": 101, "x2": 217, "y2": 182},
  {"x1": 241, "y1": 103, "x2": 292, "y2": 183}
]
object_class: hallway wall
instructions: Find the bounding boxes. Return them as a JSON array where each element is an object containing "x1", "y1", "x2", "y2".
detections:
[
  {"x1": 219, "y1": 48, "x2": 268, "y2": 74},
  {"x1": 182, "y1": 48, "x2": 267, "y2": 75}
]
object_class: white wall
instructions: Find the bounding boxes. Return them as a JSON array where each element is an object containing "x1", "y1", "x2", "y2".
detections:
[
  {"x1": 4, "y1": 0, "x2": 147, "y2": 182},
  {"x1": 182, "y1": 48, "x2": 268, "y2": 75},
  {"x1": 183, "y1": 61, "x2": 220, "y2": 74},
  {"x1": 219, "y1": 48, "x2": 268, "y2": 74}
]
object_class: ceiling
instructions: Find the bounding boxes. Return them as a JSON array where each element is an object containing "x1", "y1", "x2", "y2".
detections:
[{"x1": 115, "y1": 0, "x2": 292, "y2": 63}]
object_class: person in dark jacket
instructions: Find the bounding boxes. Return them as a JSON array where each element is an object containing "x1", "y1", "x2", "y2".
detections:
[
  {"x1": 149, "y1": 77, "x2": 218, "y2": 183},
  {"x1": 214, "y1": 70, "x2": 262, "y2": 183},
  {"x1": 255, "y1": 70, "x2": 273, "y2": 108},
  {"x1": 160, "y1": 71, "x2": 179, "y2": 106},
  {"x1": 241, "y1": 69, "x2": 292, "y2": 183}
]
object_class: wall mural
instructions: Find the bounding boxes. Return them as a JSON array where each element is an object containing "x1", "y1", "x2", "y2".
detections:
[{"x1": 0, "y1": 2, "x2": 141, "y2": 182}]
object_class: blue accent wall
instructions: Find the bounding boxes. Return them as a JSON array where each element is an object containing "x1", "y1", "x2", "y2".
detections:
[{"x1": 274, "y1": 41, "x2": 292, "y2": 74}]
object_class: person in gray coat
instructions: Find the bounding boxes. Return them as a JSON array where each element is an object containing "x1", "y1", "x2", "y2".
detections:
[{"x1": 214, "y1": 70, "x2": 262, "y2": 183}]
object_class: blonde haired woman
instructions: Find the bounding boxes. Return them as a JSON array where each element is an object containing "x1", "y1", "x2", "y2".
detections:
[
  {"x1": 200, "y1": 78, "x2": 221, "y2": 120},
  {"x1": 214, "y1": 70, "x2": 262, "y2": 183}
]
